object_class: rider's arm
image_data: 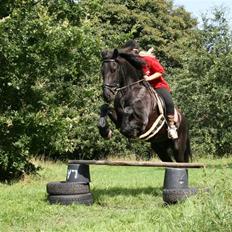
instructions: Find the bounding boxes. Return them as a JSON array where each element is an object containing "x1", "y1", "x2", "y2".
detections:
[
  {"x1": 144, "y1": 72, "x2": 162, "y2": 81},
  {"x1": 143, "y1": 56, "x2": 164, "y2": 81}
]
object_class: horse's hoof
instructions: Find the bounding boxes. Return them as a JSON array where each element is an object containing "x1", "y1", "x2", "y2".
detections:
[{"x1": 98, "y1": 117, "x2": 106, "y2": 128}]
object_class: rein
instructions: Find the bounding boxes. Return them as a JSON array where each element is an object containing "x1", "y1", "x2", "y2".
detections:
[{"x1": 116, "y1": 79, "x2": 145, "y2": 91}]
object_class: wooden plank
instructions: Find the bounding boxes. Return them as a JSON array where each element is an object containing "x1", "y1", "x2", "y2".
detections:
[{"x1": 68, "y1": 160, "x2": 205, "y2": 168}]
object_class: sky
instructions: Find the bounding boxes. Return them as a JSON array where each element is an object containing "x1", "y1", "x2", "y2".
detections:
[{"x1": 173, "y1": 0, "x2": 232, "y2": 22}]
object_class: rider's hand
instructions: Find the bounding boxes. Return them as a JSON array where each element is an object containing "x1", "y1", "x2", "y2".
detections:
[
  {"x1": 144, "y1": 75, "x2": 149, "y2": 81},
  {"x1": 144, "y1": 72, "x2": 162, "y2": 81}
]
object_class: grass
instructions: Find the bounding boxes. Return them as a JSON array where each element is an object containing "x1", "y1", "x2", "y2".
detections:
[{"x1": 0, "y1": 157, "x2": 231, "y2": 232}]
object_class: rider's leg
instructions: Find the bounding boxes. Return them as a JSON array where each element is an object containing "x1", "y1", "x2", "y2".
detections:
[{"x1": 155, "y1": 88, "x2": 178, "y2": 139}]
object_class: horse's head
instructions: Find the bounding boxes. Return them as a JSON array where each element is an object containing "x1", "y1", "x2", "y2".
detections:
[
  {"x1": 101, "y1": 49, "x2": 120, "y2": 102},
  {"x1": 101, "y1": 48, "x2": 145, "y2": 103}
]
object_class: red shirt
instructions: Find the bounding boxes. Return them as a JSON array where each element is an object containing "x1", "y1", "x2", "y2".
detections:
[{"x1": 141, "y1": 55, "x2": 171, "y2": 92}]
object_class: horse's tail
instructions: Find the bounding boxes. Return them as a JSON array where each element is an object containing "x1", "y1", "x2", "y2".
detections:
[{"x1": 184, "y1": 133, "x2": 192, "y2": 162}]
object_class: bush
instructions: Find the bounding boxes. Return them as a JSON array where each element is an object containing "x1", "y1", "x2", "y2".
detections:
[
  {"x1": 1, "y1": 1, "x2": 231, "y2": 181},
  {"x1": 170, "y1": 8, "x2": 232, "y2": 155},
  {"x1": 0, "y1": 0, "x2": 103, "y2": 181}
]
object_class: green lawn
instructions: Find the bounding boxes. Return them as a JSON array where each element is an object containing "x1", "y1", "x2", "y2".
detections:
[{"x1": 0, "y1": 157, "x2": 231, "y2": 232}]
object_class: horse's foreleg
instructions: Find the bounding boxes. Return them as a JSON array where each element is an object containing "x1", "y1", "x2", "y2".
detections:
[
  {"x1": 98, "y1": 104, "x2": 112, "y2": 139},
  {"x1": 107, "y1": 106, "x2": 119, "y2": 128},
  {"x1": 98, "y1": 104, "x2": 119, "y2": 139}
]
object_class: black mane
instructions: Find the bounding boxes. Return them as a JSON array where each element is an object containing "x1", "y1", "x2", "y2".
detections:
[
  {"x1": 116, "y1": 51, "x2": 145, "y2": 81},
  {"x1": 118, "y1": 51, "x2": 145, "y2": 70}
]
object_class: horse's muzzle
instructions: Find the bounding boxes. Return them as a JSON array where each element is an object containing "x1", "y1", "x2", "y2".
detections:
[
  {"x1": 120, "y1": 127, "x2": 139, "y2": 139},
  {"x1": 103, "y1": 88, "x2": 115, "y2": 103}
]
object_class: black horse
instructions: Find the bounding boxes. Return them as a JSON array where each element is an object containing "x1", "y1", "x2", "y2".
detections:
[{"x1": 98, "y1": 49, "x2": 191, "y2": 162}]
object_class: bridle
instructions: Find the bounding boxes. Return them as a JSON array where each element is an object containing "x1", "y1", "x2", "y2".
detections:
[
  {"x1": 102, "y1": 58, "x2": 145, "y2": 95},
  {"x1": 102, "y1": 58, "x2": 119, "y2": 95}
]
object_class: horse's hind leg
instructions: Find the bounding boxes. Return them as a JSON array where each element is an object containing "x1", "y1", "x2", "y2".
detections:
[
  {"x1": 173, "y1": 139, "x2": 185, "y2": 162},
  {"x1": 151, "y1": 141, "x2": 173, "y2": 162},
  {"x1": 173, "y1": 129, "x2": 190, "y2": 162},
  {"x1": 172, "y1": 113, "x2": 192, "y2": 162}
]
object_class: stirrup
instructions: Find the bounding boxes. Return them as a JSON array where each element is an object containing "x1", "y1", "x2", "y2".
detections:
[{"x1": 168, "y1": 126, "x2": 178, "y2": 140}]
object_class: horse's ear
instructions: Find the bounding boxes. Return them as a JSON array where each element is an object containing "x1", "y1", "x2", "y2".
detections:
[{"x1": 113, "y1": 49, "x2": 119, "y2": 59}]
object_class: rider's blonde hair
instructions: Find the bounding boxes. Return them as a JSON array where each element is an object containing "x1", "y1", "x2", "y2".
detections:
[{"x1": 139, "y1": 47, "x2": 156, "y2": 57}]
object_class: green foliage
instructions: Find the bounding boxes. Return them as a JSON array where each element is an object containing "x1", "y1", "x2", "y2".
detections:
[
  {"x1": 171, "y1": 8, "x2": 232, "y2": 155},
  {"x1": 0, "y1": 0, "x2": 231, "y2": 180},
  {"x1": 0, "y1": 0, "x2": 103, "y2": 181},
  {"x1": 81, "y1": 0, "x2": 198, "y2": 67}
]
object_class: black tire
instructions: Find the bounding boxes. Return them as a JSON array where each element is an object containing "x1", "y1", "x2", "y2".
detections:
[
  {"x1": 163, "y1": 188, "x2": 197, "y2": 204},
  {"x1": 46, "y1": 181, "x2": 90, "y2": 195},
  {"x1": 48, "y1": 193, "x2": 93, "y2": 205}
]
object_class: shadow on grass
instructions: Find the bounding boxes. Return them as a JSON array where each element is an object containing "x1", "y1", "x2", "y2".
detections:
[
  {"x1": 206, "y1": 163, "x2": 232, "y2": 169},
  {"x1": 92, "y1": 186, "x2": 162, "y2": 200}
]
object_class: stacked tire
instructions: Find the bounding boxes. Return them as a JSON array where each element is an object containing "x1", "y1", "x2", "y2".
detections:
[
  {"x1": 47, "y1": 164, "x2": 93, "y2": 205},
  {"x1": 163, "y1": 187, "x2": 197, "y2": 204},
  {"x1": 47, "y1": 181, "x2": 93, "y2": 205},
  {"x1": 162, "y1": 168, "x2": 197, "y2": 204}
]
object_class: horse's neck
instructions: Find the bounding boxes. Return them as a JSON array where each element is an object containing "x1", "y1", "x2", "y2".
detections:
[{"x1": 119, "y1": 64, "x2": 141, "y2": 87}]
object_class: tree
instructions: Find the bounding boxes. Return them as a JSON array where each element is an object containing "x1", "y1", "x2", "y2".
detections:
[
  {"x1": 172, "y1": 7, "x2": 232, "y2": 155},
  {"x1": 2, "y1": 0, "x2": 227, "y2": 181},
  {"x1": 0, "y1": 0, "x2": 103, "y2": 181},
  {"x1": 80, "y1": 0, "x2": 198, "y2": 67}
]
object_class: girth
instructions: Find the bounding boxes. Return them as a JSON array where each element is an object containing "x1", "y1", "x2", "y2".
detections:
[{"x1": 139, "y1": 89, "x2": 166, "y2": 140}]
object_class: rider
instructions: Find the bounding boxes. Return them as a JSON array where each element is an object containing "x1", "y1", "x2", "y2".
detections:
[{"x1": 122, "y1": 40, "x2": 178, "y2": 140}]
